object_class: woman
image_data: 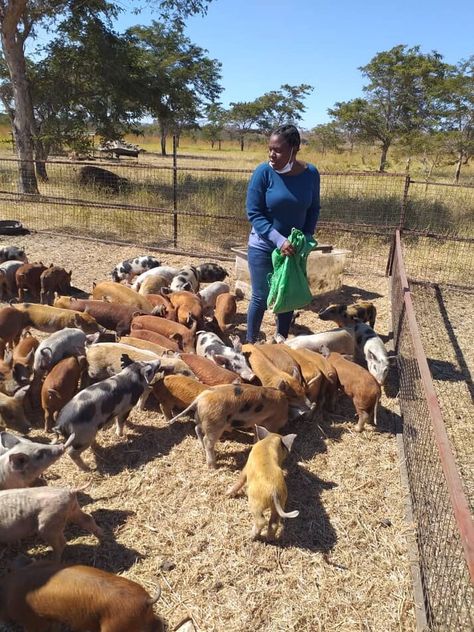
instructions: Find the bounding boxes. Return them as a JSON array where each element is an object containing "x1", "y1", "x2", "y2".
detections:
[{"x1": 245, "y1": 124, "x2": 320, "y2": 343}]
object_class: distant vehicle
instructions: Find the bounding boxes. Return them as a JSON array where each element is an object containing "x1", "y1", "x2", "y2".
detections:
[{"x1": 98, "y1": 141, "x2": 141, "y2": 159}]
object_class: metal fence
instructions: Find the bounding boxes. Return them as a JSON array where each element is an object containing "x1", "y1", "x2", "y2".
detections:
[
  {"x1": 0, "y1": 151, "x2": 472, "y2": 277},
  {"x1": 389, "y1": 230, "x2": 474, "y2": 630}
]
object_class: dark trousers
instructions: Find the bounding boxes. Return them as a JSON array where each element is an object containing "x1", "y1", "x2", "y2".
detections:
[{"x1": 246, "y1": 246, "x2": 293, "y2": 343}]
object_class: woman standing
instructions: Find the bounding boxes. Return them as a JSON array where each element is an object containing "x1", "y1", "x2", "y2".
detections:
[{"x1": 245, "y1": 124, "x2": 320, "y2": 343}]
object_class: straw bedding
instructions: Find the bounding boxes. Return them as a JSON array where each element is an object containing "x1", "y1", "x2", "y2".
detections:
[{"x1": 0, "y1": 234, "x2": 416, "y2": 631}]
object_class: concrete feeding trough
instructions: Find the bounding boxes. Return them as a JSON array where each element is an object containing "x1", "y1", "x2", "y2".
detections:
[{"x1": 232, "y1": 244, "x2": 351, "y2": 300}]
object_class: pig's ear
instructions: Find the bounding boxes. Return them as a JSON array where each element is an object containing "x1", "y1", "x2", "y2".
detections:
[
  {"x1": 151, "y1": 305, "x2": 165, "y2": 317},
  {"x1": 86, "y1": 332, "x2": 100, "y2": 345},
  {"x1": 120, "y1": 354, "x2": 133, "y2": 369},
  {"x1": 281, "y1": 433, "x2": 297, "y2": 453},
  {"x1": 182, "y1": 282, "x2": 192, "y2": 291},
  {"x1": 68, "y1": 270, "x2": 72, "y2": 278},
  {"x1": 40, "y1": 347, "x2": 52, "y2": 364},
  {"x1": 319, "y1": 344, "x2": 330, "y2": 358},
  {"x1": 255, "y1": 425, "x2": 269, "y2": 441},
  {"x1": 25, "y1": 349, "x2": 35, "y2": 363},
  {"x1": 9, "y1": 452, "x2": 29, "y2": 471},
  {"x1": 160, "y1": 287, "x2": 172, "y2": 295},
  {"x1": 3, "y1": 348, "x2": 13, "y2": 366},
  {"x1": 276, "y1": 379, "x2": 289, "y2": 393},
  {"x1": 229, "y1": 335, "x2": 241, "y2": 352},
  {"x1": 0, "y1": 431, "x2": 20, "y2": 450},
  {"x1": 213, "y1": 354, "x2": 230, "y2": 369},
  {"x1": 169, "y1": 333, "x2": 183, "y2": 349},
  {"x1": 14, "y1": 385, "x2": 29, "y2": 400},
  {"x1": 143, "y1": 362, "x2": 161, "y2": 384}
]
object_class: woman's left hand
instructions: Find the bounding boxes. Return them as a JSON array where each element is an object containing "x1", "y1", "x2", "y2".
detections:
[{"x1": 280, "y1": 240, "x2": 295, "y2": 257}]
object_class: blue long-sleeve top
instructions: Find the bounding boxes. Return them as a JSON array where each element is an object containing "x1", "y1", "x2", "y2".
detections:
[{"x1": 246, "y1": 162, "x2": 320, "y2": 252}]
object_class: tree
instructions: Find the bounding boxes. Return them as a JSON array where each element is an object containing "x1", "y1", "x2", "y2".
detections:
[
  {"x1": 309, "y1": 122, "x2": 343, "y2": 155},
  {"x1": 329, "y1": 45, "x2": 448, "y2": 171},
  {"x1": 201, "y1": 102, "x2": 225, "y2": 148},
  {"x1": 226, "y1": 100, "x2": 263, "y2": 151},
  {"x1": 0, "y1": 0, "x2": 213, "y2": 191},
  {"x1": 128, "y1": 20, "x2": 222, "y2": 155}
]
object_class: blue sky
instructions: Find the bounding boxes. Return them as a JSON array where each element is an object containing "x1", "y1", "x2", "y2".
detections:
[{"x1": 113, "y1": 0, "x2": 474, "y2": 129}]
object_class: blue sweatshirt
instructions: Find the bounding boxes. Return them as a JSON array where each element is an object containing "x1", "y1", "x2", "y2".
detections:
[{"x1": 246, "y1": 162, "x2": 320, "y2": 252}]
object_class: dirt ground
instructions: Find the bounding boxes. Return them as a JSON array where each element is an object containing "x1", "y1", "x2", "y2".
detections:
[{"x1": 0, "y1": 233, "x2": 416, "y2": 632}]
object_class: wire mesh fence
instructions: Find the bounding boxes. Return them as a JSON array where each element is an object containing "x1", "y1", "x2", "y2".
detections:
[
  {"x1": 390, "y1": 230, "x2": 474, "y2": 631},
  {"x1": 0, "y1": 153, "x2": 473, "y2": 275}
]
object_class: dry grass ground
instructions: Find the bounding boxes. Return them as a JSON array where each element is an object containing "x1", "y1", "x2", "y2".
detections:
[{"x1": 0, "y1": 234, "x2": 416, "y2": 632}]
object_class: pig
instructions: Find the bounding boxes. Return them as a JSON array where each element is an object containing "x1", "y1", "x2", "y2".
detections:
[
  {"x1": 33, "y1": 328, "x2": 92, "y2": 374},
  {"x1": 0, "y1": 246, "x2": 28, "y2": 263},
  {"x1": 227, "y1": 425, "x2": 298, "y2": 539},
  {"x1": 0, "y1": 386, "x2": 30, "y2": 433},
  {"x1": 214, "y1": 292, "x2": 237, "y2": 331},
  {"x1": 53, "y1": 295, "x2": 147, "y2": 336},
  {"x1": 0, "y1": 435, "x2": 64, "y2": 489},
  {"x1": 198, "y1": 282, "x2": 230, "y2": 311},
  {"x1": 152, "y1": 374, "x2": 208, "y2": 420},
  {"x1": 169, "y1": 383, "x2": 290, "y2": 468},
  {"x1": 0, "y1": 306, "x2": 29, "y2": 356},
  {"x1": 352, "y1": 322, "x2": 391, "y2": 385},
  {"x1": 138, "y1": 274, "x2": 170, "y2": 296},
  {"x1": 196, "y1": 262, "x2": 228, "y2": 282},
  {"x1": 41, "y1": 356, "x2": 87, "y2": 432},
  {"x1": 131, "y1": 265, "x2": 180, "y2": 291},
  {"x1": 92, "y1": 280, "x2": 155, "y2": 312},
  {"x1": 111, "y1": 255, "x2": 161, "y2": 282},
  {"x1": 141, "y1": 293, "x2": 177, "y2": 320},
  {"x1": 54, "y1": 355, "x2": 162, "y2": 469},
  {"x1": 119, "y1": 336, "x2": 169, "y2": 356},
  {"x1": 196, "y1": 331, "x2": 255, "y2": 382},
  {"x1": 251, "y1": 344, "x2": 304, "y2": 384},
  {"x1": 0, "y1": 486, "x2": 103, "y2": 559},
  {"x1": 40, "y1": 265, "x2": 72, "y2": 305},
  {"x1": 125, "y1": 327, "x2": 181, "y2": 352},
  {"x1": 242, "y1": 344, "x2": 311, "y2": 415},
  {"x1": 162, "y1": 289, "x2": 204, "y2": 326},
  {"x1": 131, "y1": 314, "x2": 197, "y2": 353},
  {"x1": 319, "y1": 301, "x2": 377, "y2": 329},
  {"x1": 179, "y1": 353, "x2": 241, "y2": 386},
  {"x1": 12, "y1": 302, "x2": 104, "y2": 334},
  {"x1": 169, "y1": 265, "x2": 200, "y2": 292},
  {"x1": 0, "y1": 347, "x2": 33, "y2": 395},
  {"x1": 86, "y1": 343, "x2": 192, "y2": 383},
  {"x1": 0, "y1": 268, "x2": 7, "y2": 299},
  {"x1": 324, "y1": 351, "x2": 381, "y2": 432},
  {"x1": 0, "y1": 260, "x2": 24, "y2": 297},
  {"x1": 285, "y1": 328, "x2": 355, "y2": 357},
  {"x1": 0, "y1": 561, "x2": 165, "y2": 632},
  {"x1": 283, "y1": 347, "x2": 338, "y2": 410},
  {"x1": 79, "y1": 165, "x2": 128, "y2": 193},
  {"x1": 15, "y1": 261, "x2": 47, "y2": 302}
]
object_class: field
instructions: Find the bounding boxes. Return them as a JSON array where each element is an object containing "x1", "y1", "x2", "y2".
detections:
[{"x1": 0, "y1": 233, "x2": 417, "y2": 632}]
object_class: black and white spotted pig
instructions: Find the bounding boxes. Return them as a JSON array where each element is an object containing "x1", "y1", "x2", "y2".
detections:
[
  {"x1": 170, "y1": 266, "x2": 200, "y2": 292},
  {"x1": 111, "y1": 256, "x2": 161, "y2": 283},
  {"x1": 196, "y1": 263, "x2": 228, "y2": 283},
  {"x1": 196, "y1": 332, "x2": 255, "y2": 381},
  {"x1": 352, "y1": 322, "x2": 390, "y2": 385},
  {"x1": 319, "y1": 301, "x2": 377, "y2": 329},
  {"x1": 0, "y1": 247, "x2": 28, "y2": 264},
  {"x1": 53, "y1": 355, "x2": 161, "y2": 470}
]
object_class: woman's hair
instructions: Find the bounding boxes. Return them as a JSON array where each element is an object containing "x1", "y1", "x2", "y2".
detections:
[{"x1": 271, "y1": 124, "x2": 300, "y2": 149}]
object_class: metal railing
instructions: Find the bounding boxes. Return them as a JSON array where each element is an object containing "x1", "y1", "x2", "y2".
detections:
[{"x1": 389, "y1": 229, "x2": 474, "y2": 630}]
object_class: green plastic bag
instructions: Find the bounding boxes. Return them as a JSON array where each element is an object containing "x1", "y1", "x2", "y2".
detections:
[{"x1": 267, "y1": 228, "x2": 317, "y2": 314}]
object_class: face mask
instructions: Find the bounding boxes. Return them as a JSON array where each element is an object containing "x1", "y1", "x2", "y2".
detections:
[{"x1": 270, "y1": 148, "x2": 294, "y2": 174}]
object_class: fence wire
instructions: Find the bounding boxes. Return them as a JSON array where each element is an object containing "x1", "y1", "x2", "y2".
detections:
[{"x1": 390, "y1": 232, "x2": 474, "y2": 631}]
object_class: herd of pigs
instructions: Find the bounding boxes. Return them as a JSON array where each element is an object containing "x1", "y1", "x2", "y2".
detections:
[{"x1": 0, "y1": 246, "x2": 392, "y2": 631}]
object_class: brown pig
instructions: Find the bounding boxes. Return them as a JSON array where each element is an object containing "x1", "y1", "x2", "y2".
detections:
[
  {"x1": 152, "y1": 374, "x2": 208, "y2": 420},
  {"x1": 0, "y1": 486, "x2": 103, "y2": 560},
  {"x1": 325, "y1": 351, "x2": 381, "y2": 432},
  {"x1": 179, "y1": 352, "x2": 241, "y2": 386},
  {"x1": 0, "y1": 306, "x2": 29, "y2": 356},
  {"x1": 138, "y1": 273, "x2": 170, "y2": 295},
  {"x1": 41, "y1": 356, "x2": 87, "y2": 432},
  {"x1": 40, "y1": 265, "x2": 72, "y2": 305},
  {"x1": 92, "y1": 280, "x2": 155, "y2": 312},
  {"x1": 12, "y1": 303, "x2": 104, "y2": 334},
  {"x1": 214, "y1": 292, "x2": 237, "y2": 331},
  {"x1": 140, "y1": 293, "x2": 177, "y2": 320},
  {"x1": 169, "y1": 383, "x2": 290, "y2": 468},
  {"x1": 162, "y1": 289, "x2": 204, "y2": 326},
  {"x1": 283, "y1": 347, "x2": 338, "y2": 410},
  {"x1": 131, "y1": 314, "x2": 197, "y2": 353},
  {"x1": 119, "y1": 336, "x2": 169, "y2": 356},
  {"x1": 128, "y1": 327, "x2": 182, "y2": 352},
  {"x1": 16, "y1": 262, "x2": 47, "y2": 302},
  {"x1": 0, "y1": 561, "x2": 165, "y2": 632},
  {"x1": 0, "y1": 386, "x2": 30, "y2": 433}
]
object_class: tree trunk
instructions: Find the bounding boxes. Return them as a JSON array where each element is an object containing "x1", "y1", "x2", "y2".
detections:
[
  {"x1": 1, "y1": 26, "x2": 39, "y2": 194},
  {"x1": 218, "y1": 139, "x2": 221, "y2": 150},
  {"x1": 34, "y1": 139, "x2": 49, "y2": 182},
  {"x1": 240, "y1": 135, "x2": 244, "y2": 151},
  {"x1": 453, "y1": 150, "x2": 463, "y2": 183},
  {"x1": 378, "y1": 142, "x2": 390, "y2": 172},
  {"x1": 160, "y1": 121, "x2": 167, "y2": 156},
  {"x1": 210, "y1": 139, "x2": 215, "y2": 149}
]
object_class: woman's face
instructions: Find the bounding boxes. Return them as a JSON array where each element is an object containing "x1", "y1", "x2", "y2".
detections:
[{"x1": 268, "y1": 134, "x2": 294, "y2": 171}]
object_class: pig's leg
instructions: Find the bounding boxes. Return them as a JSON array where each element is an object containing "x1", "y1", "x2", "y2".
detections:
[
  {"x1": 267, "y1": 509, "x2": 280, "y2": 540},
  {"x1": 115, "y1": 412, "x2": 130, "y2": 437},
  {"x1": 137, "y1": 388, "x2": 151, "y2": 411},
  {"x1": 203, "y1": 434, "x2": 217, "y2": 469},
  {"x1": 250, "y1": 513, "x2": 266, "y2": 540},
  {"x1": 44, "y1": 409, "x2": 55, "y2": 433},
  {"x1": 226, "y1": 472, "x2": 246, "y2": 497},
  {"x1": 44, "y1": 531, "x2": 67, "y2": 561},
  {"x1": 195, "y1": 424, "x2": 205, "y2": 448},
  {"x1": 355, "y1": 410, "x2": 369, "y2": 432},
  {"x1": 69, "y1": 506, "x2": 104, "y2": 540},
  {"x1": 67, "y1": 446, "x2": 91, "y2": 471}
]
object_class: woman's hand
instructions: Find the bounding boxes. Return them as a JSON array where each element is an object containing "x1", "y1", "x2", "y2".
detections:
[{"x1": 280, "y1": 239, "x2": 295, "y2": 256}]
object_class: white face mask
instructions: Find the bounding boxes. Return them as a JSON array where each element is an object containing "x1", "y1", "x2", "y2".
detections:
[{"x1": 270, "y1": 148, "x2": 294, "y2": 174}]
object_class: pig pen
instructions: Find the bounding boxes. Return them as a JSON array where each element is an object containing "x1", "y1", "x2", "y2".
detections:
[{"x1": 0, "y1": 233, "x2": 416, "y2": 632}]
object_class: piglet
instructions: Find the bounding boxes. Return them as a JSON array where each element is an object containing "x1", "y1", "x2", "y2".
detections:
[
  {"x1": 0, "y1": 561, "x2": 165, "y2": 632},
  {"x1": 0, "y1": 432, "x2": 64, "y2": 489},
  {"x1": 33, "y1": 328, "x2": 94, "y2": 375},
  {"x1": 0, "y1": 486, "x2": 103, "y2": 559},
  {"x1": 196, "y1": 262, "x2": 228, "y2": 282},
  {"x1": 0, "y1": 386, "x2": 30, "y2": 433}
]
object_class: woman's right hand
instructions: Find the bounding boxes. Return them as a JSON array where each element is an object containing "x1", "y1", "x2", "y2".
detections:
[{"x1": 280, "y1": 240, "x2": 295, "y2": 256}]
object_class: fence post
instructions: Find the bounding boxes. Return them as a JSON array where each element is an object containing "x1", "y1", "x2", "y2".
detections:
[
  {"x1": 399, "y1": 174, "x2": 411, "y2": 231},
  {"x1": 173, "y1": 135, "x2": 178, "y2": 248}
]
